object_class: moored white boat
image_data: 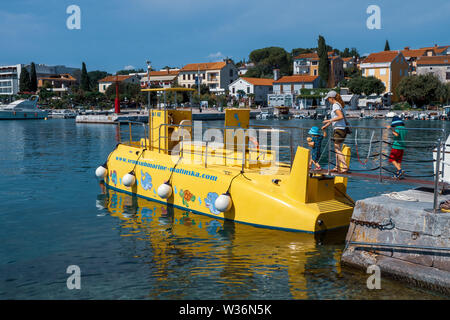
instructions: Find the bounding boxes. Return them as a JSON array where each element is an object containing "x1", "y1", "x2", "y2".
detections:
[{"x1": 0, "y1": 96, "x2": 47, "y2": 120}]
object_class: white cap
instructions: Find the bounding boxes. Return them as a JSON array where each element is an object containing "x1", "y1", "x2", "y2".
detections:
[{"x1": 324, "y1": 90, "x2": 337, "y2": 100}]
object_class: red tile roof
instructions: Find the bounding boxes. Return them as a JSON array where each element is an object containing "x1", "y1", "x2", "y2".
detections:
[
  {"x1": 240, "y1": 77, "x2": 274, "y2": 86},
  {"x1": 419, "y1": 45, "x2": 449, "y2": 55},
  {"x1": 294, "y1": 51, "x2": 337, "y2": 60},
  {"x1": 274, "y1": 75, "x2": 319, "y2": 84},
  {"x1": 294, "y1": 52, "x2": 318, "y2": 60},
  {"x1": 181, "y1": 62, "x2": 227, "y2": 72},
  {"x1": 98, "y1": 75, "x2": 133, "y2": 82},
  {"x1": 417, "y1": 55, "x2": 450, "y2": 66},
  {"x1": 401, "y1": 48, "x2": 432, "y2": 58},
  {"x1": 149, "y1": 70, "x2": 179, "y2": 76},
  {"x1": 362, "y1": 51, "x2": 401, "y2": 63}
]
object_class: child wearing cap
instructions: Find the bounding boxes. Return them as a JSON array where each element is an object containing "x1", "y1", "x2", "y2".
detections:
[
  {"x1": 307, "y1": 126, "x2": 327, "y2": 170},
  {"x1": 387, "y1": 116, "x2": 407, "y2": 179}
]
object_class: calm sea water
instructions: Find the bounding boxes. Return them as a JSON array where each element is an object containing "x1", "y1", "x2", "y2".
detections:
[{"x1": 0, "y1": 117, "x2": 448, "y2": 300}]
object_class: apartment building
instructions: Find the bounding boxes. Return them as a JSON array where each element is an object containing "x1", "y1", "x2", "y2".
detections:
[
  {"x1": 0, "y1": 64, "x2": 22, "y2": 95},
  {"x1": 359, "y1": 51, "x2": 409, "y2": 102},
  {"x1": 292, "y1": 52, "x2": 344, "y2": 87},
  {"x1": 140, "y1": 69, "x2": 180, "y2": 88},
  {"x1": 177, "y1": 60, "x2": 238, "y2": 94}
]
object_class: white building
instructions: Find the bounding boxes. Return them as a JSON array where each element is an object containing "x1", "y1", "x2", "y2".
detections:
[
  {"x1": 269, "y1": 75, "x2": 320, "y2": 108},
  {"x1": 0, "y1": 64, "x2": 22, "y2": 96},
  {"x1": 177, "y1": 60, "x2": 238, "y2": 94},
  {"x1": 228, "y1": 77, "x2": 273, "y2": 105},
  {"x1": 140, "y1": 69, "x2": 180, "y2": 88},
  {"x1": 237, "y1": 62, "x2": 255, "y2": 76},
  {"x1": 98, "y1": 74, "x2": 140, "y2": 93}
]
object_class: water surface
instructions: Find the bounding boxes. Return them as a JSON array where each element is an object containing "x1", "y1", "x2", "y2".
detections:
[{"x1": 0, "y1": 118, "x2": 447, "y2": 299}]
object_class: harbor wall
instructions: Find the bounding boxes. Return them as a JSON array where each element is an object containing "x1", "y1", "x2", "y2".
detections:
[{"x1": 341, "y1": 188, "x2": 450, "y2": 295}]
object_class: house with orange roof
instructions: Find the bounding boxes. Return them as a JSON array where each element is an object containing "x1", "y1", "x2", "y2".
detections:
[
  {"x1": 400, "y1": 47, "x2": 435, "y2": 74},
  {"x1": 38, "y1": 73, "x2": 77, "y2": 94},
  {"x1": 177, "y1": 59, "x2": 238, "y2": 93},
  {"x1": 292, "y1": 51, "x2": 344, "y2": 87},
  {"x1": 417, "y1": 55, "x2": 450, "y2": 83},
  {"x1": 228, "y1": 77, "x2": 274, "y2": 105},
  {"x1": 98, "y1": 74, "x2": 140, "y2": 93},
  {"x1": 359, "y1": 51, "x2": 409, "y2": 102},
  {"x1": 268, "y1": 75, "x2": 320, "y2": 108},
  {"x1": 140, "y1": 69, "x2": 180, "y2": 88},
  {"x1": 420, "y1": 45, "x2": 450, "y2": 56}
]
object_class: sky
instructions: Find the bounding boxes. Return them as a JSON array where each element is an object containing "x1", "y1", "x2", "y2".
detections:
[{"x1": 0, "y1": 0, "x2": 449, "y2": 73}]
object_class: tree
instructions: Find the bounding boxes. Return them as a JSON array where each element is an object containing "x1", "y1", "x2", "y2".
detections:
[
  {"x1": 396, "y1": 74, "x2": 447, "y2": 107},
  {"x1": 291, "y1": 47, "x2": 315, "y2": 57},
  {"x1": 116, "y1": 68, "x2": 145, "y2": 75},
  {"x1": 246, "y1": 47, "x2": 292, "y2": 78},
  {"x1": 19, "y1": 68, "x2": 31, "y2": 92},
  {"x1": 317, "y1": 35, "x2": 330, "y2": 88},
  {"x1": 88, "y1": 70, "x2": 110, "y2": 90},
  {"x1": 348, "y1": 76, "x2": 385, "y2": 96},
  {"x1": 81, "y1": 62, "x2": 91, "y2": 91},
  {"x1": 384, "y1": 40, "x2": 390, "y2": 51},
  {"x1": 363, "y1": 76, "x2": 385, "y2": 96},
  {"x1": 30, "y1": 62, "x2": 37, "y2": 92}
]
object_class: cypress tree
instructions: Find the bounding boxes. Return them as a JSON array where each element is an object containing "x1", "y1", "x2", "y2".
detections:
[
  {"x1": 81, "y1": 62, "x2": 91, "y2": 91},
  {"x1": 19, "y1": 67, "x2": 31, "y2": 92},
  {"x1": 384, "y1": 40, "x2": 390, "y2": 51},
  {"x1": 317, "y1": 35, "x2": 329, "y2": 88},
  {"x1": 30, "y1": 62, "x2": 38, "y2": 92}
]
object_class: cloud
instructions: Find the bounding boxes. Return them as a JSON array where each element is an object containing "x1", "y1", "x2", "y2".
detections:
[
  {"x1": 207, "y1": 52, "x2": 225, "y2": 61},
  {"x1": 123, "y1": 65, "x2": 135, "y2": 70}
]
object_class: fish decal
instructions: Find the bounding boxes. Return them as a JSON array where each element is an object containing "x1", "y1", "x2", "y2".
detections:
[
  {"x1": 204, "y1": 192, "x2": 221, "y2": 215},
  {"x1": 140, "y1": 170, "x2": 152, "y2": 191},
  {"x1": 110, "y1": 170, "x2": 117, "y2": 186}
]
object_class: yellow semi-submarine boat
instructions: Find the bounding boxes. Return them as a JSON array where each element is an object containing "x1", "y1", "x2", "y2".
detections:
[{"x1": 96, "y1": 88, "x2": 353, "y2": 233}]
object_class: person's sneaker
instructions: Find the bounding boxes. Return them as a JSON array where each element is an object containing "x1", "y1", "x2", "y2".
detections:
[{"x1": 397, "y1": 169, "x2": 405, "y2": 179}]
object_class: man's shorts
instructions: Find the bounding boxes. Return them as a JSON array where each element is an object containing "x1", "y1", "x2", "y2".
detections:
[{"x1": 388, "y1": 148, "x2": 404, "y2": 163}]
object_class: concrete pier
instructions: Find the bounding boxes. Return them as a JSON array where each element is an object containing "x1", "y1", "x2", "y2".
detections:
[
  {"x1": 342, "y1": 187, "x2": 450, "y2": 295},
  {"x1": 75, "y1": 109, "x2": 260, "y2": 124}
]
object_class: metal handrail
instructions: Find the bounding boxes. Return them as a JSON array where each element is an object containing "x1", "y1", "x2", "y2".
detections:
[{"x1": 117, "y1": 120, "x2": 148, "y2": 149}]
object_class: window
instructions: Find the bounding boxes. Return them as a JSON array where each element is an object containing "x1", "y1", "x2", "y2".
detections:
[
  {"x1": 446, "y1": 72, "x2": 450, "y2": 80},
  {"x1": 183, "y1": 74, "x2": 186, "y2": 80},
  {"x1": 380, "y1": 68, "x2": 386, "y2": 75},
  {"x1": 232, "y1": 87, "x2": 235, "y2": 93},
  {"x1": 368, "y1": 69, "x2": 375, "y2": 76},
  {"x1": 247, "y1": 87, "x2": 250, "y2": 94},
  {"x1": 313, "y1": 69, "x2": 317, "y2": 76}
]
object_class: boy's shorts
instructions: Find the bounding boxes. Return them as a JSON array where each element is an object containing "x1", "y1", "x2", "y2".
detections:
[{"x1": 389, "y1": 148, "x2": 404, "y2": 163}]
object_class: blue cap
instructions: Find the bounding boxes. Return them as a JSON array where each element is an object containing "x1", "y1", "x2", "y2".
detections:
[
  {"x1": 391, "y1": 115, "x2": 404, "y2": 126},
  {"x1": 308, "y1": 126, "x2": 322, "y2": 136}
]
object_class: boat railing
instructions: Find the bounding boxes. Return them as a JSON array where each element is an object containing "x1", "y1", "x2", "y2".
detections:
[
  {"x1": 156, "y1": 123, "x2": 295, "y2": 169},
  {"x1": 117, "y1": 120, "x2": 149, "y2": 149}
]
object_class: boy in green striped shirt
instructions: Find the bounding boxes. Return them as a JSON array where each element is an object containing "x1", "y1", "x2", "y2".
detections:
[{"x1": 387, "y1": 116, "x2": 407, "y2": 179}]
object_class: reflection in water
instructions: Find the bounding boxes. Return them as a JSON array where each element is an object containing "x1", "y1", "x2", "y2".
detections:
[{"x1": 99, "y1": 185, "x2": 348, "y2": 299}]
